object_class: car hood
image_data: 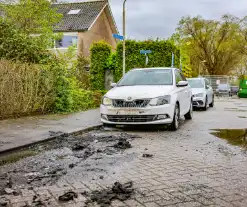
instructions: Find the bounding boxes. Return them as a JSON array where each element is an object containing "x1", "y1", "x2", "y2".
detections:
[
  {"x1": 191, "y1": 88, "x2": 205, "y2": 95},
  {"x1": 105, "y1": 85, "x2": 174, "y2": 100}
]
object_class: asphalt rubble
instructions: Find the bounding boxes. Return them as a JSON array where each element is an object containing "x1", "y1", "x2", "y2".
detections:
[
  {"x1": 0, "y1": 130, "x2": 141, "y2": 205},
  {"x1": 85, "y1": 181, "x2": 134, "y2": 207}
]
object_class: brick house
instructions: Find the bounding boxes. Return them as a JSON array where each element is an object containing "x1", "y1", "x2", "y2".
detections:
[{"x1": 51, "y1": 0, "x2": 118, "y2": 57}]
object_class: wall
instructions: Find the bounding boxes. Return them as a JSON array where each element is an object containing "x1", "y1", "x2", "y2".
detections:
[{"x1": 79, "y1": 9, "x2": 117, "y2": 57}]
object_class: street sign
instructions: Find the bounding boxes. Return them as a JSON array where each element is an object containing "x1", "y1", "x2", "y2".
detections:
[
  {"x1": 113, "y1": 34, "x2": 124, "y2": 40},
  {"x1": 140, "y1": 50, "x2": 152, "y2": 54}
]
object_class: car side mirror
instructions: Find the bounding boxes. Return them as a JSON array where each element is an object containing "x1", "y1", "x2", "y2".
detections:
[
  {"x1": 176, "y1": 81, "x2": 188, "y2": 87},
  {"x1": 110, "y1": 82, "x2": 117, "y2": 88},
  {"x1": 206, "y1": 85, "x2": 209, "y2": 89}
]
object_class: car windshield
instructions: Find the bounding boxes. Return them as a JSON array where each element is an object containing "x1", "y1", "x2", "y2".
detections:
[
  {"x1": 118, "y1": 69, "x2": 173, "y2": 86},
  {"x1": 187, "y1": 79, "x2": 204, "y2": 88}
]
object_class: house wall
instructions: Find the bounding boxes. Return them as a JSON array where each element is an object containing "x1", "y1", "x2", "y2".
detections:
[{"x1": 78, "y1": 9, "x2": 117, "y2": 57}]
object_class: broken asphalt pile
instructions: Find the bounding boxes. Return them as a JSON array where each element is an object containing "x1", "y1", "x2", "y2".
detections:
[
  {"x1": 58, "y1": 191, "x2": 78, "y2": 202},
  {"x1": 0, "y1": 130, "x2": 140, "y2": 204},
  {"x1": 86, "y1": 181, "x2": 134, "y2": 207},
  {"x1": 142, "y1": 153, "x2": 153, "y2": 158},
  {"x1": 113, "y1": 138, "x2": 132, "y2": 149}
]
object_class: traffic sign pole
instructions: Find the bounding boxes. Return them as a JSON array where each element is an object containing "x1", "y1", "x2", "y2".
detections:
[
  {"x1": 140, "y1": 50, "x2": 152, "y2": 66},
  {"x1": 145, "y1": 54, "x2": 149, "y2": 65}
]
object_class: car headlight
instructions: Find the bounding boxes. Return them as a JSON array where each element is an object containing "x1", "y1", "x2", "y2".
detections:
[
  {"x1": 149, "y1": 95, "x2": 171, "y2": 106},
  {"x1": 193, "y1": 93, "x2": 204, "y2": 97},
  {"x1": 102, "y1": 97, "x2": 112, "y2": 106}
]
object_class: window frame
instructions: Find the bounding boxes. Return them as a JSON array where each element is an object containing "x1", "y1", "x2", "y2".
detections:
[
  {"x1": 175, "y1": 70, "x2": 184, "y2": 84},
  {"x1": 53, "y1": 32, "x2": 79, "y2": 49}
]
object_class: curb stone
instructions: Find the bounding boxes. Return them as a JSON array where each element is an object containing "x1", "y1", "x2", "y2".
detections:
[{"x1": 0, "y1": 124, "x2": 103, "y2": 156}]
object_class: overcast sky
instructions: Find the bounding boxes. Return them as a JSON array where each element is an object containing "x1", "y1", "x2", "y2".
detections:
[
  {"x1": 109, "y1": 0, "x2": 247, "y2": 40},
  {"x1": 62, "y1": 0, "x2": 247, "y2": 40}
]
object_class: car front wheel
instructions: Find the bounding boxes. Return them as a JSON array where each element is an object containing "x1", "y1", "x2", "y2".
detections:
[{"x1": 170, "y1": 103, "x2": 180, "y2": 131}]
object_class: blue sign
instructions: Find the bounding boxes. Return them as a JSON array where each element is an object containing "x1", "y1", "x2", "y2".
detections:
[
  {"x1": 113, "y1": 34, "x2": 124, "y2": 40},
  {"x1": 140, "y1": 50, "x2": 152, "y2": 54}
]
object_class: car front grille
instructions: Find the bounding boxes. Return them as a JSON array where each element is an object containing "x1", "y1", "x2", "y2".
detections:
[
  {"x1": 107, "y1": 115, "x2": 156, "y2": 123},
  {"x1": 193, "y1": 100, "x2": 203, "y2": 106},
  {"x1": 112, "y1": 99, "x2": 150, "y2": 108}
]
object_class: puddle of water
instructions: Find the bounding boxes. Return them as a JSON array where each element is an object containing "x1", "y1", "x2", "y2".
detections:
[
  {"x1": 0, "y1": 150, "x2": 37, "y2": 166},
  {"x1": 211, "y1": 129, "x2": 247, "y2": 148}
]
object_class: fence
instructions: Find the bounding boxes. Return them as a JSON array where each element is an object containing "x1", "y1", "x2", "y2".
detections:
[{"x1": 202, "y1": 75, "x2": 230, "y2": 91}]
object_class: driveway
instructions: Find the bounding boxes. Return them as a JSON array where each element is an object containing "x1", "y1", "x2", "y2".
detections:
[{"x1": 1, "y1": 97, "x2": 247, "y2": 207}]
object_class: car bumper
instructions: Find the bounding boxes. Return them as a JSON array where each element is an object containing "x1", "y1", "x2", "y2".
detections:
[
  {"x1": 100, "y1": 104, "x2": 175, "y2": 125},
  {"x1": 215, "y1": 91, "x2": 230, "y2": 95},
  {"x1": 192, "y1": 97, "x2": 205, "y2": 107}
]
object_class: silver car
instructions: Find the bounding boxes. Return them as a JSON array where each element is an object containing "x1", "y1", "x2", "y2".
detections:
[{"x1": 187, "y1": 78, "x2": 214, "y2": 111}]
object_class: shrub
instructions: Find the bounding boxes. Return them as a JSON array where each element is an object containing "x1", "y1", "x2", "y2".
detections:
[
  {"x1": 50, "y1": 48, "x2": 102, "y2": 113},
  {"x1": 73, "y1": 55, "x2": 91, "y2": 90},
  {"x1": 90, "y1": 41, "x2": 111, "y2": 90},
  {"x1": 0, "y1": 18, "x2": 50, "y2": 63},
  {"x1": 0, "y1": 60, "x2": 55, "y2": 118}
]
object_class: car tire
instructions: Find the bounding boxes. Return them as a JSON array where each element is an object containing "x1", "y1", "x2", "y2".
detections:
[
  {"x1": 209, "y1": 95, "x2": 214, "y2": 107},
  {"x1": 170, "y1": 103, "x2": 180, "y2": 131},
  {"x1": 185, "y1": 101, "x2": 193, "y2": 120},
  {"x1": 203, "y1": 96, "x2": 208, "y2": 111}
]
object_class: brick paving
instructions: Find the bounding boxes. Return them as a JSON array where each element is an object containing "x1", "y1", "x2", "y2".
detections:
[{"x1": 2, "y1": 98, "x2": 247, "y2": 207}]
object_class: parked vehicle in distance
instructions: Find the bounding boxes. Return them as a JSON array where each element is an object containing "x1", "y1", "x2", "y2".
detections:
[
  {"x1": 100, "y1": 68, "x2": 193, "y2": 130},
  {"x1": 215, "y1": 84, "x2": 232, "y2": 97},
  {"x1": 187, "y1": 78, "x2": 214, "y2": 111},
  {"x1": 238, "y1": 78, "x2": 247, "y2": 98},
  {"x1": 230, "y1": 86, "x2": 239, "y2": 96}
]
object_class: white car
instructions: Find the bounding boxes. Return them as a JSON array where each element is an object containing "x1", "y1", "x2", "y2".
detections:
[
  {"x1": 187, "y1": 77, "x2": 214, "y2": 110},
  {"x1": 100, "y1": 67, "x2": 193, "y2": 130}
]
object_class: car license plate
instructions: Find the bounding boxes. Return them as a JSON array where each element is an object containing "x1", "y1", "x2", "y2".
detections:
[{"x1": 109, "y1": 109, "x2": 141, "y2": 115}]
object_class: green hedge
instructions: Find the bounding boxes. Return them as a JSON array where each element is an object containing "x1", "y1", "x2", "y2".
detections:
[
  {"x1": 115, "y1": 39, "x2": 180, "y2": 81},
  {"x1": 90, "y1": 41, "x2": 111, "y2": 90}
]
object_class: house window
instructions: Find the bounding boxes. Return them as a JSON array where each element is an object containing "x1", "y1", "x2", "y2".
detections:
[
  {"x1": 55, "y1": 35, "x2": 78, "y2": 48},
  {"x1": 67, "y1": 9, "x2": 81, "y2": 15}
]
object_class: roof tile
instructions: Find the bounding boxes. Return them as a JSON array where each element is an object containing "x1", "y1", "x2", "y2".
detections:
[{"x1": 52, "y1": 1, "x2": 106, "y2": 32}]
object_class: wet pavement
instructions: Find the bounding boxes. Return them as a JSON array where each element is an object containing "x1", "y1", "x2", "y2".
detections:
[
  {"x1": 0, "y1": 109, "x2": 100, "y2": 153},
  {"x1": 1, "y1": 97, "x2": 247, "y2": 207}
]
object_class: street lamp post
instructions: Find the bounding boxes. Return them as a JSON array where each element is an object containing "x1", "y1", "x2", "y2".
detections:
[{"x1": 122, "y1": 0, "x2": 127, "y2": 76}]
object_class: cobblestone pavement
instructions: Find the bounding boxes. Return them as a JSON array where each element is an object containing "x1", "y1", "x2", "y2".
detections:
[{"x1": 2, "y1": 98, "x2": 247, "y2": 207}]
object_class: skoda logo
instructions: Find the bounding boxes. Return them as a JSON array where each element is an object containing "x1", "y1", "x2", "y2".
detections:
[{"x1": 127, "y1": 97, "x2": 132, "y2": 101}]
